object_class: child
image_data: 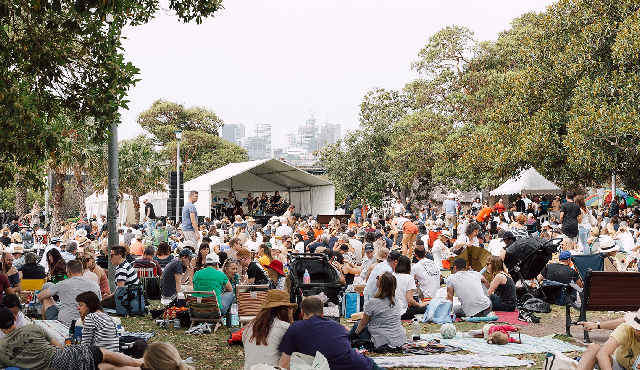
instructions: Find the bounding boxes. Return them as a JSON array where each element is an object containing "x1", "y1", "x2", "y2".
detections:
[{"x1": 463, "y1": 324, "x2": 521, "y2": 344}]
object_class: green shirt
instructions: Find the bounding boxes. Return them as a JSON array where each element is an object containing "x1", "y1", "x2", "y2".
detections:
[
  {"x1": 0, "y1": 324, "x2": 57, "y2": 370},
  {"x1": 152, "y1": 228, "x2": 169, "y2": 246},
  {"x1": 193, "y1": 267, "x2": 229, "y2": 309}
]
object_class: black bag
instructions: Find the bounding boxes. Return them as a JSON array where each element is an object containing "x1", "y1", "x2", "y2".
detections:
[
  {"x1": 522, "y1": 297, "x2": 551, "y2": 313},
  {"x1": 176, "y1": 310, "x2": 191, "y2": 328},
  {"x1": 141, "y1": 277, "x2": 161, "y2": 300},
  {"x1": 120, "y1": 337, "x2": 148, "y2": 359},
  {"x1": 350, "y1": 339, "x2": 375, "y2": 349}
]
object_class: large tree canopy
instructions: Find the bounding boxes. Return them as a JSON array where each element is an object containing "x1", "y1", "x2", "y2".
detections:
[
  {"x1": 137, "y1": 99, "x2": 249, "y2": 181},
  {"x1": 0, "y1": 0, "x2": 223, "y2": 188}
]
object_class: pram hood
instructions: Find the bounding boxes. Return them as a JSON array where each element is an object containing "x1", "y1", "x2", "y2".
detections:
[
  {"x1": 288, "y1": 253, "x2": 341, "y2": 287},
  {"x1": 504, "y1": 237, "x2": 560, "y2": 280}
]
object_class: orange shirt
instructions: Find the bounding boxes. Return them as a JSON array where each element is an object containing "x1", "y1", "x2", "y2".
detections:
[{"x1": 476, "y1": 207, "x2": 493, "y2": 223}]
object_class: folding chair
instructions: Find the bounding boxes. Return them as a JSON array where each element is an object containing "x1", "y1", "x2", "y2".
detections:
[
  {"x1": 236, "y1": 284, "x2": 269, "y2": 327},
  {"x1": 21, "y1": 278, "x2": 46, "y2": 291},
  {"x1": 183, "y1": 291, "x2": 223, "y2": 331}
]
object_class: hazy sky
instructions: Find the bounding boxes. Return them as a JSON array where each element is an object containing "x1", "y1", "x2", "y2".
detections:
[{"x1": 119, "y1": 0, "x2": 556, "y2": 148}]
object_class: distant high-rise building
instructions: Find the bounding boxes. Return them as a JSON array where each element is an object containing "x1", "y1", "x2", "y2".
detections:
[
  {"x1": 273, "y1": 148, "x2": 284, "y2": 159},
  {"x1": 285, "y1": 133, "x2": 297, "y2": 150},
  {"x1": 221, "y1": 123, "x2": 245, "y2": 146},
  {"x1": 295, "y1": 113, "x2": 340, "y2": 154},
  {"x1": 318, "y1": 123, "x2": 341, "y2": 148},
  {"x1": 244, "y1": 123, "x2": 272, "y2": 159}
]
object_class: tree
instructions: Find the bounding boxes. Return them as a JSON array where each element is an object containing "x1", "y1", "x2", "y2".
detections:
[
  {"x1": 137, "y1": 99, "x2": 249, "y2": 181},
  {"x1": 0, "y1": 0, "x2": 223, "y2": 189}
]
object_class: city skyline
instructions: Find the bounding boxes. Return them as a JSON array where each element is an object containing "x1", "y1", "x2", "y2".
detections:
[{"x1": 117, "y1": 1, "x2": 556, "y2": 148}]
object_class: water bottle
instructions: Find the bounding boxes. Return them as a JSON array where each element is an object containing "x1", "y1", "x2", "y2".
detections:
[
  {"x1": 412, "y1": 318, "x2": 421, "y2": 341},
  {"x1": 225, "y1": 307, "x2": 232, "y2": 328},
  {"x1": 231, "y1": 302, "x2": 239, "y2": 326},
  {"x1": 303, "y1": 269, "x2": 310, "y2": 284}
]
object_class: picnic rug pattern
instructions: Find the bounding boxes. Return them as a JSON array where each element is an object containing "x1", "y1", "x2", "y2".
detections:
[
  {"x1": 495, "y1": 310, "x2": 528, "y2": 326},
  {"x1": 417, "y1": 333, "x2": 585, "y2": 355},
  {"x1": 372, "y1": 353, "x2": 535, "y2": 368},
  {"x1": 34, "y1": 320, "x2": 68, "y2": 345}
]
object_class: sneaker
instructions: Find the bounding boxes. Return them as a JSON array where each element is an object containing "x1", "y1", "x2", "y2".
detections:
[
  {"x1": 518, "y1": 311, "x2": 533, "y2": 323},
  {"x1": 529, "y1": 312, "x2": 541, "y2": 323},
  {"x1": 202, "y1": 323, "x2": 212, "y2": 334}
]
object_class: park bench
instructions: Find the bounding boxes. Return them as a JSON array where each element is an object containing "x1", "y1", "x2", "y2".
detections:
[{"x1": 565, "y1": 269, "x2": 640, "y2": 342}]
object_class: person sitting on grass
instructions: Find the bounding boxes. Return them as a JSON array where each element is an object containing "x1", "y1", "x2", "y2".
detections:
[
  {"x1": 484, "y1": 255, "x2": 517, "y2": 312},
  {"x1": 350, "y1": 271, "x2": 407, "y2": 348},
  {"x1": 0, "y1": 307, "x2": 143, "y2": 370},
  {"x1": 278, "y1": 296, "x2": 386, "y2": 370},
  {"x1": 142, "y1": 342, "x2": 195, "y2": 370},
  {"x1": 76, "y1": 291, "x2": 119, "y2": 352},
  {"x1": 242, "y1": 289, "x2": 297, "y2": 370},
  {"x1": 446, "y1": 258, "x2": 491, "y2": 318},
  {"x1": 575, "y1": 310, "x2": 640, "y2": 370}
]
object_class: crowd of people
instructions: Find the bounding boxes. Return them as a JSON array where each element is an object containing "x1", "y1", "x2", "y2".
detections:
[{"x1": 0, "y1": 188, "x2": 639, "y2": 369}]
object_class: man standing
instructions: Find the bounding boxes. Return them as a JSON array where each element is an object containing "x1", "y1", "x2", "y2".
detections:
[
  {"x1": 394, "y1": 199, "x2": 404, "y2": 216},
  {"x1": 411, "y1": 246, "x2": 440, "y2": 299},
  {"x1": 193, "y1": 253, "x2": 234, "y2": 316},
  {"x1": 161, "y1": 248, "x2": 196, "y2": 302},
  {"x1": 275, "y1": 216, "x2": 293, "y2": 246},
  {"x1": 515, "y1": 194, "x2": 526, "y2": 214},
  {"x1": 446, "y1": 258, "x2": 491, "y2": 318},
  {"x1": 283, "y1": 204, "x2": 295, "y2": 226},
  {"x1": 143, "y1": 199, "x2": 156, "y2": 236},
  {"x1": 551, "y1": 196, "x2": 562, "y2": 221},
  {"x1": 182, "y1": 190, "x2": 200, "y2": 246},
  {"x1": 278, "y1": 296, "x2": 382, "y2": 370},
  {"x1": 37, "y1": 260, "x2": 101, "y2": 325},
  {"x1": 442, "y1": 194, "x2": 458, "y2": 232},
  {"x1": 560, "y1": 191, "x2": 582, "y2": 241}
]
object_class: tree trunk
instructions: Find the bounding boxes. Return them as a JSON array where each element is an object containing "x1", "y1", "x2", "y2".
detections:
[
  {"x1": 132, "y1": 191, "x2": 141, "y2": 224},
  {"x1": 73, "y1": 165, "x2": 90, "y2": 219},
  {"x1": 50, "y1": 170, "x2": 66, "y2": 237},
  {"x1": 15, "y1": 173, "x2": 28, "y2": 219}
]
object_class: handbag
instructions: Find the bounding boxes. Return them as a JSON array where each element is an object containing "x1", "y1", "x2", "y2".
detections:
[
  {"x1": 588, "y1": 212, "x2": 598, "y2": 227},
  {"x1": 543, "y1": 351, "x2": 578, "y2": 370},
  {"x1": 423, "y1": 298, "x2": 454, "y2": 324}
]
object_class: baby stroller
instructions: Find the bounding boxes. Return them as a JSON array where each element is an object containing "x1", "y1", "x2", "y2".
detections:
[
  {"x1": 287, "y1": 253, "x2": 343, "y2": 321},
  {"x1": 503, "y1": 237, "x2": 562, "y2": 302}
]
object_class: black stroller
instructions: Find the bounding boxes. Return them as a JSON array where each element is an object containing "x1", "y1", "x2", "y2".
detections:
[
  {"x1": 287, "y1": 253, "x2": 343, "y2": 320},
  {"x1": 503, "y1": 237, "x2": 562, "y2": 302}
]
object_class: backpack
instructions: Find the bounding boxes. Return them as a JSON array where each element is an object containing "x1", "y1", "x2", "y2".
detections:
[
  {"x1": 120, "y1": 337, "x2": 148, "y2": 359},
  {"x1": 115, "y1": 284, "x2": 146, "y2": 317},
  {"x1": 141, "y1": 277, "x2": 161, "y2": 300},
  {"x1": 423, "y1": 298, "x2": 454, "y2": 324}
]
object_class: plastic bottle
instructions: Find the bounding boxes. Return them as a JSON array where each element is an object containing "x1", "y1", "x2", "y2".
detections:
[
  {"x1": 303, "y1": 269, "x2": 310, "y2": 284},
  {"x1": 412, "y1": 318, "x2": 421, "y2": 341},
  {"x1": 231, "y1": 302, "x2": 239, "y2": 326}
]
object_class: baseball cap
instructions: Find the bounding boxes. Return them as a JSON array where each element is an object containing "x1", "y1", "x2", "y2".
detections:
[
  {"x1": 178, "y1": 248, "x2": 197, "y2": 258},
  {"x1": 388, "y1": 250, "x2": 402, "y2": 261},
  {"x1": 183, "y1": 240, "x2": 195, "y2": 248},
  {"x1": 364, "y1": 243, "x2": 374, "y2": 252},
  {"x1": 205, "y1": 253, "x2": 219, "y2": 264},
  {"x1": 500, "y1": 231, "x2": 516, "y2": 241},
  {"x1": 0, "y1": 307, "x2": 14, "y2": 329},
  {"x1": 558, "y1": 250, "x2": 572, "y2": 261}
]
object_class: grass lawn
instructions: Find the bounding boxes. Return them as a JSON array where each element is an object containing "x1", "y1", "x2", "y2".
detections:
[{"x1": 119, "y1": 301, "x2": 606, "y2": 370}]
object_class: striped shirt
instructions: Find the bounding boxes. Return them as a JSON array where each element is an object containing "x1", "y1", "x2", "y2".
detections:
[
  {"x1": 510, "y1": 225, "x2": 529, "y2": 239},
  {"x1": 115, "y1": 261, "x2": 140, "y2": 285},
  {"x1": 82, "y1": 311, "x2": 120, "y2": 351}
]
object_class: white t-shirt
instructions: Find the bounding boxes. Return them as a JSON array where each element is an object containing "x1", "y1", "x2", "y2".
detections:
[
  {"x1": 349, "y1": 239, "x2": 363, "y2": 263},
  {"x1": 411, "y1": 258, "x2": 441, "y2": 299},
  {"x1": 294, "y1": 241, "x2": 305, "y2": 253},
  {"x1": 488, "y1": 239, "x2": 506, "y2": 257},
  {"x1": 392, "y1": 273, "x2": 416, "y2": 315},
  {"x1": 209, "y1": 235, "x2": 220, "y2": 247},
  {"x1": 394, "y1": 202, "x2": 404, "y2": 214}
]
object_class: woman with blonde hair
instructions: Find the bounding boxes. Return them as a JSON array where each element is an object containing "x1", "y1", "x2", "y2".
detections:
[
  {"x1": 561, "y1": 238, "x2": 578, "y2": 255},
  {"x1": 484, "y1": 255, "x2": 516, "y2": 312},
  {"x1": 142, "y1": 342, "x2": 194, "y2": 370}
]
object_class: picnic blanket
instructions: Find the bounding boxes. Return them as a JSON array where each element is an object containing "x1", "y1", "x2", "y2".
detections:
[
  {"x1": 372, "y1": 353, "x2": 534, "y2": 368},
  {"x1": 34, "y1": 320, "x2": 68, "y2": 345},
  {"x1": 418, "y1": 333, "x2": 585, "y2": 355},
  {"x1": 495, "y1": 310, "x2": 528, "y2": 326}
]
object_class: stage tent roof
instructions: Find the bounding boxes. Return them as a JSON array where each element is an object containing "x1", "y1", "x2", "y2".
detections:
[
  {"x1": 489, "y1": 167, "x2": 563, "y2": 196},
  {"x1": 184, "y1": 159, "x2": 335, "y2": 217}
]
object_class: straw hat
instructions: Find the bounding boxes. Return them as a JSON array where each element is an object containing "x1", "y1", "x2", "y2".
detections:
[
  {"x1": 346, "y1": 312, "x2": 364, "y2": 323},
  {"x1": 77, "y1": 236, "x2": 90, "y2": 247},
  {"x1": 598, "y1": 240, "x2": 617, "y2": 253},
  {"x1": 260, "y1": 290, "x2": 297, "y2": 310},
  {"x1": 245, "y1": 217, "x2": 256, "y2": 223},
  {"x1": 11, "y1": 233, "x2": 21, "y2": 243},
  {"x1": 625, "y1": 311, "x2": 640, "y2": 331},
  {"x1": 11, "y1": 244, "x2": 24, "y2": 255},
  {"x1": 373, "y1": 247, "x2": 389, "y2": 261}
]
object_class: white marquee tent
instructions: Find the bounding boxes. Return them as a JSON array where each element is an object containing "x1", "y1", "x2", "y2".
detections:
[
  {"x1": 85, "y1": 191, "x2": 136, "y2": 225},
  {"x1": 138, "y1": 191, "x2": 169, "y2": 218},
  {"x1": 490, "y1": 168, "x2": 563, "y2": 196},
  {"x1": 183, "y1": 159, "x2": 335, "y2": 217}
]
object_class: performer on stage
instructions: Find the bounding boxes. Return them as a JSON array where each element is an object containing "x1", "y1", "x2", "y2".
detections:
[{"x1": 271, "y1": 191, "x2": 282, "y2": 204}]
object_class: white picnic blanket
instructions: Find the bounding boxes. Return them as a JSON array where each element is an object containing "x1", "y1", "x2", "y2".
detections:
[{"x1": 372, "y1": 353, "x2": 535, "y2": 368}]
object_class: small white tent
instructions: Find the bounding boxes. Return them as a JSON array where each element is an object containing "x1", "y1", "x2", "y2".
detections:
[
  {"x1": 490, "y1": 168, "x2": 563, "y2": 196},
  {"x1": 183, "y1": 159, "x2": 335, "y2": 217},
  {"x1": 85, "y1": 191, "x2": 136, "y2": 225},
  {"x1": 138, "y1": 191, "x2": 169, "y2": 218}
]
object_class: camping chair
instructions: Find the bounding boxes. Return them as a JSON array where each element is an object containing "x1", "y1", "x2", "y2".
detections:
[
  {"x1": 428, "y1": 230, "x2": 442, "y2": 248},
  {"x1": 182, "y1": 291, "x2": 223, "y2": 331},
  {"x1": 21, "y1": 278, "x2": 46, "y2": 291},
  {"x1": 133, "y1": 260, "x2": 158, "y2": 278},
  {"x1": 236, "y1": 284, "x2": 269, "y2": 327},
  {"x1": 571, "y1": 254, "x2": 606, "y2": 282}
]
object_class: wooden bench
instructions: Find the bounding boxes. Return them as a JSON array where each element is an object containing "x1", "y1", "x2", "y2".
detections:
[{"x1": 566, "y1": 269, "x2": 640, "y2": 342}]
